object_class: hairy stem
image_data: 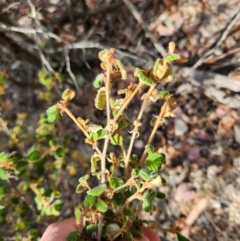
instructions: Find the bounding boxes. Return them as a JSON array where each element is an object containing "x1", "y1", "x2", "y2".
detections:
[
  {"x1": 124, "y1": 84, "x2": 156, "y2": 174},
  {"x1": 101, "y1": 65, "x2": 112, "y2": 184},
  {"x1": 113, "y1": 83, "x2": 143, "y2": 123},
  {"x1": 57, "y1": 103, "x2": 103, "y2": 157},
  {"x1": 139, "y1": 96, "x2": 170, "y2": 163}
]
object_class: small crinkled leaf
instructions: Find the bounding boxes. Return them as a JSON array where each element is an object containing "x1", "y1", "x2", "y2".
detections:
[
  {"x1": 112, "y1": 193, "x2": 124, "y2": 206},
  {"x1": 75, "y1": 184, "x2": 85, "y2": 194},
  {"x1": 159, "y1": 91, "x2": 170, "y2": 98},
  {"x1": 124, "y1": 232, "x2": 134, "y2": 241},
  {"x1": 109, "y1": 177, "x2": 124, "y2": 189},
  {"x1": 142, "y1": 190, "x2": 156, "y2": 212},
  {"x1": 134, "y1": 69, "x2": 154, "y2": 86},
  {"x1": 98, "y1": 49, "x2": 107, "y2": 61},
  {"x1": 86, "y1": 224, "x2": 98, "y2": 233},
  {"x1": 95, "y1": 198, "x2": 108, "y2": 212},
  {"x1": 93, "y1": 74, "x2": 104, "y2": 88},
  {"x1": 107, "y1": 223, "x2": 120, "y2": 237},
  {"x1": 53, "y1": 199, "x2": 63, "y2": 212},
  {"x1": 90, "y1": 129, "x2": 107, "y2": 141},
  {"x1": 143, "y1": 189, "x2": 156, "y2": 201},
  {"x1": 87, "y1": 184, "x2": 106, "y2": 196},
  {"x1": 116, "y1": 60, "x2": 127, "y2": 80},
  {"x1": 66, "y1": 231, "x2": 81, "y2": 241},
  {"x1": 55, "y1": 147, "x2": 65, "y2": 158},
  {"x1": 90, "y1": 153, "x2": 100, "y2": 175},
  {"x1": 95, "y1": 87, "x2": 106, "y2": 110},
  {"x1": 177, "y1": 233, "x2": 190, "y2": 241},
  {"x1": 28, "y1": 229, "x2": 38, "y2": 237},
  {"x1": 74, "y1": 208, "x2": 82, "y2": 224},
  {"x1": 164, "y1": 53, "x2": 180, "y2": 63},
  {"x1": 110, "y1": 133, "x2": 123, "y2": 146},
  {"x1": 139, "y1": 169, "x2": 151, "y2": 181},
  {"x1": 62, "y1": 89, "x2": 75, "y2": 102},
  {"x1": 123, "y1": 209, "x2": 132, "y2": 217},
  {"x1": 146, "y1": 153, "x2": 165, "y2": 171},
  {"x1": 145, "y1": 145, "x2": 154, "y2": 154},
  {"x1": 78, "y1": 174, "x2": 90, "y2": 183},
  {"x1": 27, "y1": 150, "x2": 41, "y2": 161},
  {"x1": 10, "y1": 152, "x2": 23, "y2": 163},
  {"x1": 16, "y1": 161, "x2": 28, "y2": 172},
  {"x1": 131, "y1": 168, "x2": 139, "y2": 178},
  {"x1": 0, "y1": 153, "x2": 8, "y2": 161},
  {"x1": 46, "y1": 105, "x2": 58, "y2": 122},
  {"x1": 156, "y1": 191, "x2": 166, "y2": 199},
  {"x1": 84, "y1": 195, "x2": 97, "y2": 208}
]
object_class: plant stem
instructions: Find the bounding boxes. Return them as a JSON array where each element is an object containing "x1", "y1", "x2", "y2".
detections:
[
  {"x1": 57, "y1": 103, "x2": 89, "y2": 138},
  {"x1": 97, "y1": 215, "x2": 104, "y2": 241},
  {"x1": 57, "y1": 103, "x2": 103, "y2": 157},
  {"x1": 113, "y1": 83, "x2": 143, "y2": 123},
  {"x1": 124, "y1": 84, "x2": 156, "y2": 174},
  {"x1": 139, "y1": 96, "x2": 170, "y2": 164},
  {"x1": 101, "y1": 65, "x2": 112, "y2": 184}
]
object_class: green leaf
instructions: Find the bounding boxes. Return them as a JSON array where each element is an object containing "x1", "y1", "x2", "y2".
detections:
[
  {"x1": 159, "y1": 91, "x2": 170, "y2": 98},
  {"x1": 123, "y1": 209, "x2": 132, "y2": 217},
  {"x1": 86, "y1": 224, "x2": 98, "y2": 233},
  {"x1": 109, "y1": 177, "x2": 124, "y2": 189},
  {"x1": 53, "y1": 199, "x2": 63, "y2": 212},
  {"x1": 112, "y1": 193, "x2": 124, "y2": 206},
  {"x1": 124, "y1": 232, "x2": 134, "y2": 241},
  {"x1": 55, "y1": 147, "x2": 65, "y2": 158},
  {"x1": 145, "y1": 145, "x2": 154, "y2": 154},
  {"x1": 142, "y1": 189, "x2": 156, "y2": 212},
  {"x1": 110, "y1": 133, "x2": 123, "y2": 146},
  {"x1": 0, "y1": 182, "x2": 7, "y2": 201},
  {"x1": 75, "y1": 208, "x2": 82, "y2": 224},
  {"x1": 144, "y1": 189, "x2": 156, "y2": 200},
  {"x1": 78, "y1": 174, "x2": 90, "y2": 183},
  {"x1": 146, "y1": 153, "x2": 165, "y2": 171},
  {"x1": 90, "y1": 129, "x2": 107, "y2": 141},
  {"x1": 156, "y1": 191, "x2": 165, "y2": 199},
  {"x1": 95, "y1": 87, "x2": 106, "y2": 110},
  {"x1": 67, "y1": 231, "x2": 81, "y2": 241},
  {"x1": 139, "y1": 169, "x2": 151, "y2": 181},
  {"x1": 131, "y1": 168, "x2": 139, "y2": 178},
  {"x1": 87, "y1": 184, "x2": 106, "y2": 196},
  {"x1": 84, "y1": 195, "x2": 97, "y2": 208},
  {"x1": 0, "y1": 153, "x2": 8, "y2": 161},
  {"x1": 28, "y1": 229, "x2": 38, "y2": 237},
  {"x1": 164, "y1": 53, "x2": 180, "y2": 63},
  {"x1": 93, "y1": 74, "x2": 104, "y2": 88},
  {"x1": 90, "y1": 153, "x2": 100, "y2": 175},
  {"x1": 0, "y1": 168, "x2": 8, "y2": 180},
  {"x1": 177, "y1": 233, "x2": 190, "y2": 241},
  {"x1": 27, "y1": 150, "x2": 41, "y2": 161},
  {"x1": 75, "y1": 184, "x2": 85, "y2": 194},
  {"x1": 95, "y1": 199, "x2": 108, "y2": 212},
  {"x1": 46, "y1": 105, "x2": 58, "y2": 122},
  {"x1": 10, "y1": 152, "x2": 23, "y2": 163}
]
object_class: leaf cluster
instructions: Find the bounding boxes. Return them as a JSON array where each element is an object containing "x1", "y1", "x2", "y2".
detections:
[{"x1": 47, "y1": 43, "x2": 189, "y2": 241}]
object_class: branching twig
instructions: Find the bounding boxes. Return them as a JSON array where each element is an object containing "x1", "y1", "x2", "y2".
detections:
[{"x1": 64, "y1": 46, "x2": 82, "y2": 96}]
